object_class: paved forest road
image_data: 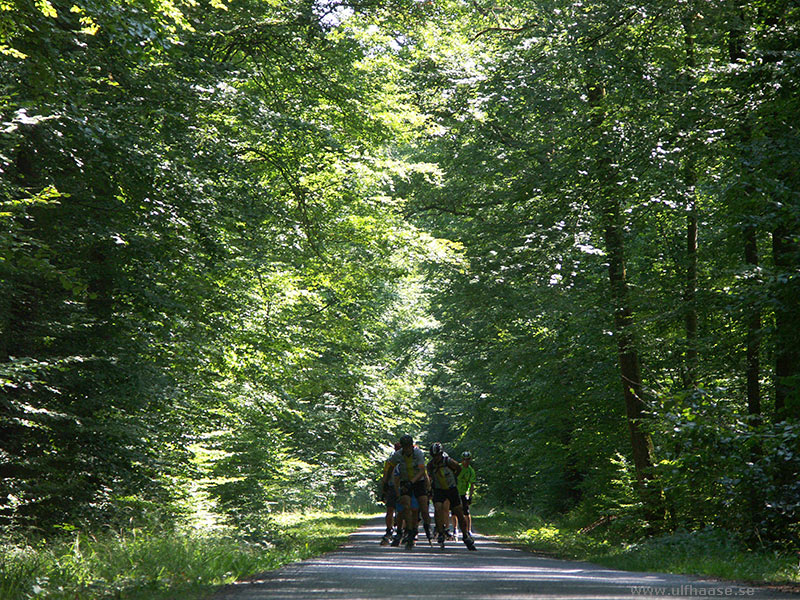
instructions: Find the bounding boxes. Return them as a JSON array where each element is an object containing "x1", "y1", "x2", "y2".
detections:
[{"x1": 213, "y1": 517, "x2": 798, "y2": 600}]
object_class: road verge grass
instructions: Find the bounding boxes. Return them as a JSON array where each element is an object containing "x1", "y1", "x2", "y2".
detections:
[
  {"x1": 473, "y1": 507, "x2": 800, "y2": 586},
  {"x1": 0, "y1": 511, "x2": 371, "y2": 600}
]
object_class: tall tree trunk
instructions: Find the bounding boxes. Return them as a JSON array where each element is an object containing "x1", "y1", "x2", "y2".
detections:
[
  {"x1": 0, "y1": 131, "x2": 49, "y2": 521},
  {"x1": 744, "y1": 226, "x2": 761, "y2": 418},
  {"x1": 773, "y1": 226, "x2": 800, "y2": 420},
  {"x1": 682, "y1": 14, "x2": 698, "y2": 388},
  {"x1": 587, "y1": 81, "x2": 660, "y2": 519},
  {"x1": 759, "y1": 4, "x2": 800, "y2": 421},
  {"x1": 599, "y1": 189, "x2": 656, "y2": 491},
  {"x1": 729, "y1": 3, "x2": 762, "y2": 419},
  {"x1": 683, "y1": 183, "x2": 698, "y2": 388}
]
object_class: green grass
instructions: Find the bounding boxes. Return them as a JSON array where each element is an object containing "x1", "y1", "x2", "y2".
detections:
[
  {"x1": 0, "y1": 511, "x2": 372, "y2": 600},
  {"x1": 473, "y1": 507, "x2": 800, "y2": 586},
  {"x1": 473, "y1": 507, "x2": 611, "y2": 558},
  {"x1": 595, "y1": 528, "x2": 799, "y2": 584}
]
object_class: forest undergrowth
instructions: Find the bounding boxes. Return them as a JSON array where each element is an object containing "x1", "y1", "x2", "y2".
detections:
[
  {"x1": 474, "y1": 507, "x2": 800, "y2": 590},
  {"x1": 0, "y1": 511, "x2": 370, "y2": 600}
]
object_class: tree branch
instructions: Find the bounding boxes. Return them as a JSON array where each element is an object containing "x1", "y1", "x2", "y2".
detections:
[
  {"x1": 580, "y1": 10, "x2": 638, "y2": 47},
  {"x1": 472, "y1": 24, "x2": 533, "y2": 41},
  {"x1": 233, "y1": 146, "x2": 324, "y2": 258}
]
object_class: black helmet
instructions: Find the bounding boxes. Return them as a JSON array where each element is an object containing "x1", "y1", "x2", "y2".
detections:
[
  {"x1": 399, "y1": 434, "x2": 413, "y2": 448},
  {"x1": 430, "y1": 442, "x2": 443, "y2": 456}
]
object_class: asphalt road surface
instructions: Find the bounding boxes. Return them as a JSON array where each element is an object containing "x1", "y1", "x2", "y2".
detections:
[{"x1": 213, "y1": 517, "x2": 799, "y2": 600}]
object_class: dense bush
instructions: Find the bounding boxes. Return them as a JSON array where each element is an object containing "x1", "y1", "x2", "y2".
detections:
[{"x1": 655, "y1": 392, "x2": 800, "y2": 547}]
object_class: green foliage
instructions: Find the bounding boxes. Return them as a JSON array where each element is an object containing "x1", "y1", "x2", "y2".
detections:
[
  {"x1": 400, "y1": 0, "x2": 800, "y2": 550},
  {"x1": 0, "y1": 0, "x2": 434, "y2": 534},
  {"x1": 1, "y1": 0, "x2": 798, "y2": 573}
]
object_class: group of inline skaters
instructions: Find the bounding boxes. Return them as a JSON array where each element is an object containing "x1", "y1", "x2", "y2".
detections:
[{"x1": 379, "y1": 434, "x2": 477, "y2": 551}]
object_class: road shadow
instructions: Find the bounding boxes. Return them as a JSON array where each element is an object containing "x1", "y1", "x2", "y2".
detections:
[{"x1": 213, "y1": 517, "x2": 799, "y2": 599}]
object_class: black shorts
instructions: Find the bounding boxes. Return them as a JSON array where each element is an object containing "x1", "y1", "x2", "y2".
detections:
[
  {"x1": 399, "y1": 479, "x2": 428, "y2": 499},
  {"x1": 460, "y1": 495, "x2": 470, "y2": 515},
  {"x1": 432, "y1": 486, "x2": 461, "y2": 508}
]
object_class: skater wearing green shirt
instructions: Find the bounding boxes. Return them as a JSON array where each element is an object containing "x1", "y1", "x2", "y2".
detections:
[{"x1": 452, "y1": 450, "x2": 476, "y2": 538}]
